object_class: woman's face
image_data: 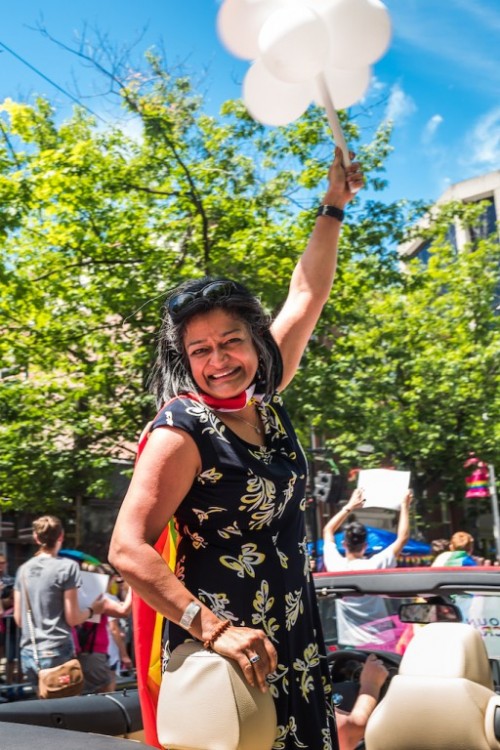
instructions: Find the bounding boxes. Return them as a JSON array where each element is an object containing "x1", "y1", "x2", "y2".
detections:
[{"x1": 183, "y1": 309, "x2": 259, "y2": 399}]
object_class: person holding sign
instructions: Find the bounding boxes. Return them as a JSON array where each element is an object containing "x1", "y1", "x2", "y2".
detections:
[
  {"x1": 322, "y1": 489, "x2": 413, "y2": 649},
  {"x1": 322, "y1": 488, "x2": 413, "y2": 571}
]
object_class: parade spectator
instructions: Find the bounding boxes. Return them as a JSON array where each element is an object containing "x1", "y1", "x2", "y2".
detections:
[
  {"x1": 13, "y1": 516, "x2": 106, "y2": 690},
  {"x1": 322, "y1": 488, "x2": 413, "y2": 648},
  {"x1": 323, "y1": 488, "x2": 413, "y2": 571},
  {"x1": 106, "y1": 575, "x2": 133, "y2": 677},
  {"x1": 0, "y1": 553, "x2": 18, "y2": 683},
  {"x1": 429, "y1": 538, "x2": 449, "y2": 564},
  {"x1": 431, "y1": 531, "x2": 477, "y2": 567},
  {"x1": 76, "y1": 567, "x2": 132, "y2": 693}
]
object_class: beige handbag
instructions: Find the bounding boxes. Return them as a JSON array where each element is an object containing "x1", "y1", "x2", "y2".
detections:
[
  {"x1": 156, "y1": 641, "x2": 277, "y2": 750},
  {"x1": 37, "y1": 658, "x2": 84, "y2": 699}
]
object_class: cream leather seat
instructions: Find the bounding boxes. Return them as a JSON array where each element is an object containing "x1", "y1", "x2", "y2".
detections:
[{"x1": 365, "y1": 622, "x2": 500, "y2": 750}]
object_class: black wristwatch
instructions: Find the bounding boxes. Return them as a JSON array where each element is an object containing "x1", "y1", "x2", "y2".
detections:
[{"x1": 317, "y1": 204, "x2": 345, "y2": 222}]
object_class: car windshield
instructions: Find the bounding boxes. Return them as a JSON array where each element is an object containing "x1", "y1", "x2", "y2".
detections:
[{"x1": 317, "y1": 591, "x2": 500, "y2": 658}]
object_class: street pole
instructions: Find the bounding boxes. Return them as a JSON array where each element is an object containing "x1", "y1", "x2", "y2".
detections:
[{"x1": 488, "y1": 464, "x2": 500, "y2": 562}]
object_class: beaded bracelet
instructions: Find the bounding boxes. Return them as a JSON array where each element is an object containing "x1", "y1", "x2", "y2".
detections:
[{"x1": 203, "y1": 619, "x2": 231, "y2": 651}]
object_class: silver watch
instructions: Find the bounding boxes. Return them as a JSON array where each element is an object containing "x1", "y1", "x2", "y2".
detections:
[{"x1": 179, "y1": 601, "x2": 201, "y2": 629}]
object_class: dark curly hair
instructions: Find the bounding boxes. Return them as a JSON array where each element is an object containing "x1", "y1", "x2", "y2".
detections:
[{"x1": 148, "y1": 276, "x2": 283, "y2": 407}]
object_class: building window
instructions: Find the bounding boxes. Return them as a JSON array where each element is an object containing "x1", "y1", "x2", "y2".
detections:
[{"x1": 469, "y1": 197, "x2": 497, "y2": 243}]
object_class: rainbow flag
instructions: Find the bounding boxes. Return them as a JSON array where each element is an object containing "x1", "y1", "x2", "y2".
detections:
[{"x1": 132, "y1": 417, "x2": 179, "y2": 748}]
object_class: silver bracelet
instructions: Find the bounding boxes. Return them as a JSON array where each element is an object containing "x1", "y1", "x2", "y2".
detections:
[{"x1": 179, "y1": 601, "x2": 201, "y2": 630}]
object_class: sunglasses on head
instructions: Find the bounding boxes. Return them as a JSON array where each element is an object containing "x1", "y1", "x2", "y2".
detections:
[{"x1": 168, "y1": 280, "x2": 239, "y2": 319}]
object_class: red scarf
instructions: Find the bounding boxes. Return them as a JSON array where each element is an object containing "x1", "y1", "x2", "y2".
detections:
[{"x1": 185, "y1": 383, "x2": 263, "y2": 411}]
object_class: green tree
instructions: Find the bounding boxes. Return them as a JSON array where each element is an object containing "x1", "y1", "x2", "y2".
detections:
[
  {"x1": 0, "y1": 54, "x2": 398, "y2": 513},
  {"x1": 291, "y1": 199, "x2": 500, "y2": 524},
  {"x1": 8, "y1": 51, "x2": 495, "y2": 527}
]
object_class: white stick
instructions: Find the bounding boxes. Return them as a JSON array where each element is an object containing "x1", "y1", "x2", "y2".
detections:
[{"x1": 316, "y1": 73, "x2": 351, "y2": 167}]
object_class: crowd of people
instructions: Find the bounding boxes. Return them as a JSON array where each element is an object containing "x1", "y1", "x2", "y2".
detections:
[{"x1": 0, "y1": 503, "x2": 493, "y2": 750}]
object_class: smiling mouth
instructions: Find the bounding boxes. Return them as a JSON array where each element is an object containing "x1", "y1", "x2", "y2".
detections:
[{"x1": 209, "y1": 367, "x2": 239, "y2": 381}]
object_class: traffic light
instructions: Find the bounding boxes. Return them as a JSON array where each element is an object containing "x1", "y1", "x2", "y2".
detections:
[
  {"x1": 313, "y1": 472, "x2": 344, "y2": 503},
  {"x1": 314, "y1": 472, "x2": 333, "y2": 503}
]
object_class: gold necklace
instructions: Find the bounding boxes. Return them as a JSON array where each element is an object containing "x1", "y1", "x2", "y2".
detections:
[{"x1": 220, "y1": 411, "x2": 262, "y2": 435}]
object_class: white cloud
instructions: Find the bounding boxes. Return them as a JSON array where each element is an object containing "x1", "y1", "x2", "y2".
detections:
[
  {"x1": 421, "y1": 114, "x2": 443, "y2": 145},
  {"x1": 468, "y1": 107, "x2": 500, "y2": 168},
  {"x1": 453, "y1": 0, "x2": 500, "y2": 31},
  {"x1": 384, "y1": 83, "x2": 416, "y2": 127},
  {"x1": 385, "y1": 2, "x2": 500, "y2": 96}
]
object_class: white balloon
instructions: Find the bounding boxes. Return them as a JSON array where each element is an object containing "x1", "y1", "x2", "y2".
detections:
[
  {"x1": 317, "y1": 0, "x2": 391, "y2": 70},
  {"x1": 243, "y1": 59, "x2": 313, "y2": 126},
  {"x1": 258, "y1": 6, "x2": 330, "y2": 83},
  {"x1": 217, "y1": 0, "x2": 284, "y2": 60},
  {"x1": 315, "y1": 65, "x2": 371, "y2": 109}
]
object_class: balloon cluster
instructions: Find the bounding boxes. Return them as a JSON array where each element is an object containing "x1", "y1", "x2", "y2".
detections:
[{"x1": 217, "y1": 0, "x2": 391, "y2": 129}]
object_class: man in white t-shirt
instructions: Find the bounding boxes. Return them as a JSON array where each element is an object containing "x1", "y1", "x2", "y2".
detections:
[{"x1": 322, "y1": 488, "x2": 413, "y2": 647}]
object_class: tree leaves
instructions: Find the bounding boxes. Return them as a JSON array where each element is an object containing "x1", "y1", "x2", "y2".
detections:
[{"x1": 1, "y1": 54, "x2": 497, "y2": 521}]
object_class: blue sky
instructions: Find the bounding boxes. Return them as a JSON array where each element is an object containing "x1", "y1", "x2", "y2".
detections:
[{"x1": 0, "y1": 0, "x2": 499, "y2": 205}]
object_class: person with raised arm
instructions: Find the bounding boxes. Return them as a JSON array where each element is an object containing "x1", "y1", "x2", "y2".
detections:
[{"x1": 110, "y1": 148, "x2": 363, "y2": 749}]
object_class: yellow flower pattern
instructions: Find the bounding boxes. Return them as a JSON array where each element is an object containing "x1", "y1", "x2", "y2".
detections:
[
  {"x1": 153, "y1": 394, "x2": 338, "y2": 750},
  {"x1": 196, "y1": 468, "x2": 223, "y2": 486},
  {"x1": 252, "y1": 579, "x2": 280, "y2": 641},
  {"x1": 219, "y1": 542, "x2": 265, "y2": 578},
  {"x1": 293, "y1": 643, "x2": 321, "y2": 702},
  {"x1": 239, "y1": 472, "x2": 277, "y2": 529},
  {"x1": 285, "y1": 588, "x2": 304, "y2": 631},
  {"x1": 192, "y1": 506, "x2": 225, "y2": 525}
]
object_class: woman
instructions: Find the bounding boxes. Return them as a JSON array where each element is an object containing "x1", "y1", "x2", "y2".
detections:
[
  {"x1": 13, "y1": 515, "x2": 105, "y2": 689},
  {"x1": 110, "y1": 147, "x2": 363, "y2": 749},
  {"x1": 76, "y1": 567, "x2": 133, "y2": 693}
]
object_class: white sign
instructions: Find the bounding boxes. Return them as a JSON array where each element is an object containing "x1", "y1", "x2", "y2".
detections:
[
  {"x1": 77, "y1": 570, "x2": 109, "y2": 622},
  {"x1": 357, "y1": 469, "x2": 410, "y2": 510}
]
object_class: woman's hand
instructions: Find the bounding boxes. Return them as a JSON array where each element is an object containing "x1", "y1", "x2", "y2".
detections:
[
  {"x1": 90, "y1": 595, "x2": 106, "y2": 616},
  {"x1": 211, "y1": 625, "x2": 278, "y2": 693},
  {"x1": 323, "y1": 147, "x2": 364, "y2": 207}
]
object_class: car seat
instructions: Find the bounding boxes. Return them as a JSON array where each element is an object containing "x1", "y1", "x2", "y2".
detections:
[{"x1": 365, "y1": 622, "x2": 500, "y2": 750}]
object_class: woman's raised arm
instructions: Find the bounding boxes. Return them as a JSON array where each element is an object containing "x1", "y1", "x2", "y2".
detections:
[{"x1": 271, "y1": 147, "x2": 363, "y2": 390}]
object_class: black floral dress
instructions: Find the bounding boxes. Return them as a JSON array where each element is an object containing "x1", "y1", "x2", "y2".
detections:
[{"x1": 152, "y1": 393, "x2": 338, "y2": 750}]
